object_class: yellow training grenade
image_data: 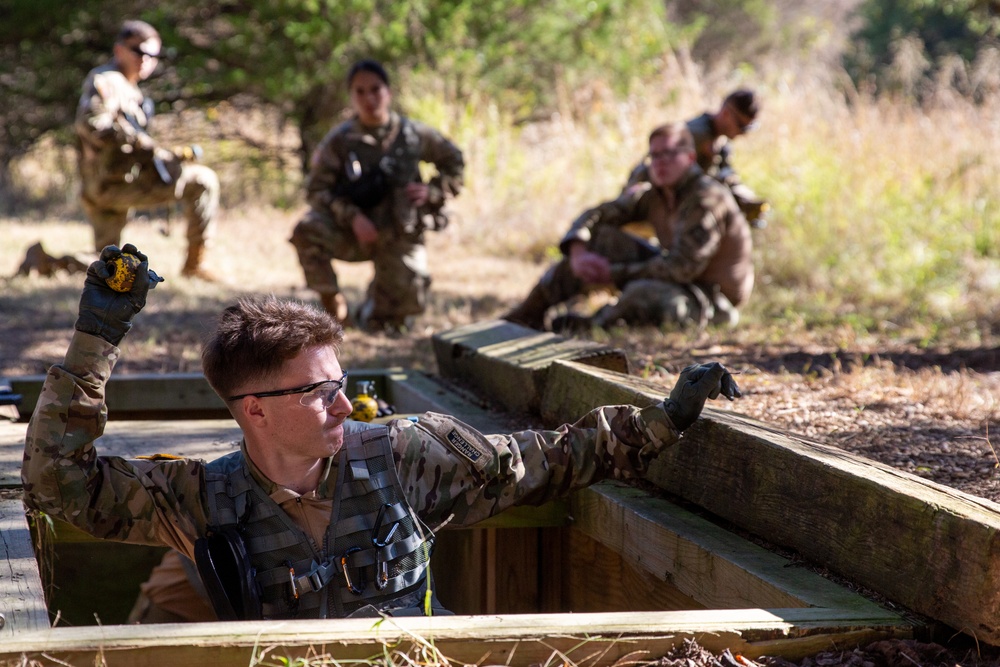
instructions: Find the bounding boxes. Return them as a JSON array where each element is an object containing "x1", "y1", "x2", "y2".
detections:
[{"x1": 350, "y1": 381, "x2": 379, "y2": 422}]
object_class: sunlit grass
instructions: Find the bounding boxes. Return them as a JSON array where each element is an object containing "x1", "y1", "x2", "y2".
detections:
[{"x1": 5, "y1": 69, "x2": 999, "y2": 347}]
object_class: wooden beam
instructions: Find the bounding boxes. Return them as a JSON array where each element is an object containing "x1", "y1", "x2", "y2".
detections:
[
  {"x1": 7, "y1": 369, "x2": 455, "y2": 422},
  {"x1": 541, "y1": 359, "x2": 1000, "y2": 645},
  {"x1": 572, "y1": 483, "x2": 899, "y2": 616},
  {"x1": 0, "y1": 609, "x2": 915, "y2": 667},
  {"x1": 0, "y1": 500, "x2": 49, "y2": 636},
  {"x1": 0, "y1": 419, "x2": 242, "y2": 488},
  {"x1": 432, "y1": 319, "x2": 630, "y2": 414}
]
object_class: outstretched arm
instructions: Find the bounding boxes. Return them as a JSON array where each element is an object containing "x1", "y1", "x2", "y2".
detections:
[{"x1": 392, "y1": 363, "x2": 740, "y2": 528}]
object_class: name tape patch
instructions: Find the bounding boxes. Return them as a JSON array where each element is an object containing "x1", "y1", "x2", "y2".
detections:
[{"x1": 446, "y1": 429, "x2": 483, "y2": 464}]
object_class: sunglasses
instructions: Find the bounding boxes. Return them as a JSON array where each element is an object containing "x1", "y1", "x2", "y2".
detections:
[
  {"x1": 128, "y1": 44, "x2": 160, "y2": 59},
  {"x1": 228, "y1": 371, "x2": 349, "y2": 411}
]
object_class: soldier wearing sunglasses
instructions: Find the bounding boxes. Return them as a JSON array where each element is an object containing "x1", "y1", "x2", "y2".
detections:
[
  {"x1": 23, "y1": 244, "x2": 740, "y2": 621},
  {"x1": 75, "y1": 20, "x2": 220, "y2": 280}
]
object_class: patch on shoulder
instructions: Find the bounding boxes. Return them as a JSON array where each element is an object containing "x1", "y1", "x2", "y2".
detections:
[
  {"x1": 446, "y1": 429, "x2": 488, "y2": 465},
  {"x1": 135, "y1": 452, "x2": 186, "y2": 461}
]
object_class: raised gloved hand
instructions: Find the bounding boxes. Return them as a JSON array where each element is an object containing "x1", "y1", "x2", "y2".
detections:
[
  {"x1": 664, "y1": 362, "x2": 741, "y2": 432},
  {"x1": 75, "y1": 244, "x2": 162, "y2": 345}
]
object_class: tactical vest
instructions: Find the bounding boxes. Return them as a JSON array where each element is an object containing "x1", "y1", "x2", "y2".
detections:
[{"x1": 202, "y1": 425, "x2": 435, "y2": 619}]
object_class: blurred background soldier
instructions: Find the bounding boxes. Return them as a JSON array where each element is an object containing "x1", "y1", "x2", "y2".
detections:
[
  {"x1": 290, "y1": 59, "x2": 465, "y2": 332},
  {"x1": 505, "y1": 122, "x2": 754, "y2": 332},
  {"x1": 625, "y1": 89, "x2": 768, "y2": 227},
  {"x1": 76, "y1": 20, "x2": 220, "y2": 279}
]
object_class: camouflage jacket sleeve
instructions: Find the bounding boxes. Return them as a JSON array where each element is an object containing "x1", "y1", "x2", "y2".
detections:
[
  {"x1": 558, "y1": 187, "x2": 651, "y2": 254},
  {"x1": 635, "y1": 174, "x2": 723, "y2": 284},
  {"x1": 75, "y1": 67, "x2": 149, "y2": 151},
  {"x1": 304, "y1": 125, "x2": 361, "y2": 225},
  {"x1": 411, "y1": 120, "x2": 465, "y2": 206},
  {"x1": 389, "y1": 403, "x2": 679, "y2": 529},
  {"x1": 21, "y1": 332, "x2": 207, "y2": 556}
]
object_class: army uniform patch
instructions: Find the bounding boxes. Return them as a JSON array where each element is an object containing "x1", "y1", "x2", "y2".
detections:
[{"x1": 446, "y1": 429, "x2": 482, "y2": 463}]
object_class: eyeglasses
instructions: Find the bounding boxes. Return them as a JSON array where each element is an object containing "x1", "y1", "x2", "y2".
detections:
[
  {"x1": 228, "y1": 371, "x2": 349, "y2": 411},
  {"x1": 649, "y1": 148, "x2": 687, "y2": 162},
  {"x1": 128, "y1": 44, "x2": 159, "y2": 60}
]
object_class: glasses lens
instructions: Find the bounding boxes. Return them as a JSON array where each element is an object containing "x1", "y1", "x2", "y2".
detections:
[
  {"x1": 298, "y1": 373, "x2": 347, "y2": 410},
  {"x1": 131, "y1": 45, "x2": 158, "y2": 59}
]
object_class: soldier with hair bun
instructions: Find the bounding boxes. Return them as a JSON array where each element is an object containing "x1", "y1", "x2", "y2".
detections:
[{"x1": 290, "y1": 59, "x2": 465, "y2": 332}]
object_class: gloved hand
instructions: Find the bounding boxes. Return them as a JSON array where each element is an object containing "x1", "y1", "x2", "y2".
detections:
[
  {"x1": 664, "y1": 362, "x2": 741, "y2": 432},
  {"x1": 75, "y1": 244, "x2": 162, "y2": 345}
]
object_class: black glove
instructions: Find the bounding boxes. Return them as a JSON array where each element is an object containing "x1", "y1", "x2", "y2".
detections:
[
  {"x1": 75, "y1": 244, "x2": 161, "y2": 345},
  {"x1": 664, "y1": 362, "x2": 741, "y2": 432}
]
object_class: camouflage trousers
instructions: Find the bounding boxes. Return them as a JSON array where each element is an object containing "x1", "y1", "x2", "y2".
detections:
[
  {"x1": 81, "y1": 155, "x2": 219, "y2": 255},
  {"x1": 289, "y1": 210, "x2": 431, "y2": 326},
  {"x1": 515, "y1": 226, "x2": 738, "y2": 329}
]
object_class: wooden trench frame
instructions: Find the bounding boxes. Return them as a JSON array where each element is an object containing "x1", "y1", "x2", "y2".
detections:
[{"x1": 3, "y1": 320, "x2": 1000, "y2": 665}]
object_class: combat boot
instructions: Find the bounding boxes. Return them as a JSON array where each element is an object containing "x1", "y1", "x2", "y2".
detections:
[
  {"x1": 502, "y1": 284, "x2": 550, "y2": 330},
  {"x1": 320, "y1": 292, "x2": 351, "y2": 325},
  {"x1": 180, "y1": 244, "x2": 219, "y2": 282}
]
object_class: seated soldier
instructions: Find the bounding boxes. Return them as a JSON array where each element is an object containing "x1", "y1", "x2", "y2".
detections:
[
  {"x1": 625, "y1": 89, "x2": 767, "y2": 227},
  {"x1": 23, "y1": 244, "x2": 740, "y2": 620},
  {"x1": 505, "y1": 122, "x2": 753, "y2": 333}
]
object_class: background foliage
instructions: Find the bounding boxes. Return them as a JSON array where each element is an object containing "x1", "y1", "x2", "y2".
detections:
[
  {"x1": 2, "y1": 0, "x2": 996, "y2": 180},
  {"x1": 1, "y1": 0, "x2": 998, "y2": 340}
]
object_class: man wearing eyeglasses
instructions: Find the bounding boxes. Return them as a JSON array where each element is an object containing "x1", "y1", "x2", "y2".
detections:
[
  {"x1": 505, "y1": 122, "x2": 753, "y2": 331},
  {"x1": 22, "y1": 244, "x2": 741, "y2": 621},
  {"x1": 75, "y1": 20, "x2": 220, "y2": 280},
  {"x1": 624, "y1": 89, "x2": 767, "y2": 227}
]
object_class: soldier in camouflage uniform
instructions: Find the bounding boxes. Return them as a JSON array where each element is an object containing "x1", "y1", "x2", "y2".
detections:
[
  {"x1": 76, "y1": 20, "x2": 220, "y2": 279},
  {"x1": 625, "y1": 89, "x2": 766, "y2": 225},
  {"x1": 505, "y1": 122, "x2": 753, "y2": 332},
  {"x1": 22, "y1": 243, "x2": 739, "y2": 621},
  {"x1": 290, "y1": 60, "x2": 464, "y2": 331}
]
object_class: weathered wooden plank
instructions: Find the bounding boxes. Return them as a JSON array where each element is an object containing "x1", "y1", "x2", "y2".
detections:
[
  {"x1": 10, "y1": 373, "x2": 231, "y2": 420},
  {"x1": 0, "y1": 419, "x2": 242, "y2": 488},
  {"x1": 0, "y1": 500, "x2": 49, "y2": 636},
  {"x1": 432, "y1": 319, "x2": 629, "y2": 414},
  {"x1": 0, "y1": 609, "x2": 915, "y2": 667},
  {"x1": 7, "y1": 369, "x2": 452, "y2": 422},
  {"x1": 573, "y1": 483, "x2": 897, "y2": 616},
  {"x1": 541, "y1": 359, "x2": 1000, "y2": 645},
  {"x1": 559, "y1": 526, "x2": 706, "y2": 612}
]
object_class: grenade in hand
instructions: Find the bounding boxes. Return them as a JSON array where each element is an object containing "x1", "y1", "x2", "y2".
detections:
[
  {"x1": 351, "y1": 381, "x2": 379, "y2": 422},
  {"x1": 106, "y1": 253, "x2": 142, "y2": 292}
]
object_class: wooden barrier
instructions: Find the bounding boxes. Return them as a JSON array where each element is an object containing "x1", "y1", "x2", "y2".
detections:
[
  {"x1": 430, "y1": 321, "x2": 1000, "y2": 645},
  {"x1": 0, "y1": 499, "x2": 48, "y2": 637}
]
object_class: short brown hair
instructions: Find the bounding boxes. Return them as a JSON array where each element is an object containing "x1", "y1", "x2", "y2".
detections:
[
  {"x1": 723, "y1": 89, "x2": 759, "y2": 120},
  {"x1": 202, "y1": 295, "x2": 344, "y2": 401},
  {"x1": 116, "y1": 20, "x2": 159, "y2": 45},
  {"x1": 648, "y1": 121, "x2": 695, "y2": 152}
]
